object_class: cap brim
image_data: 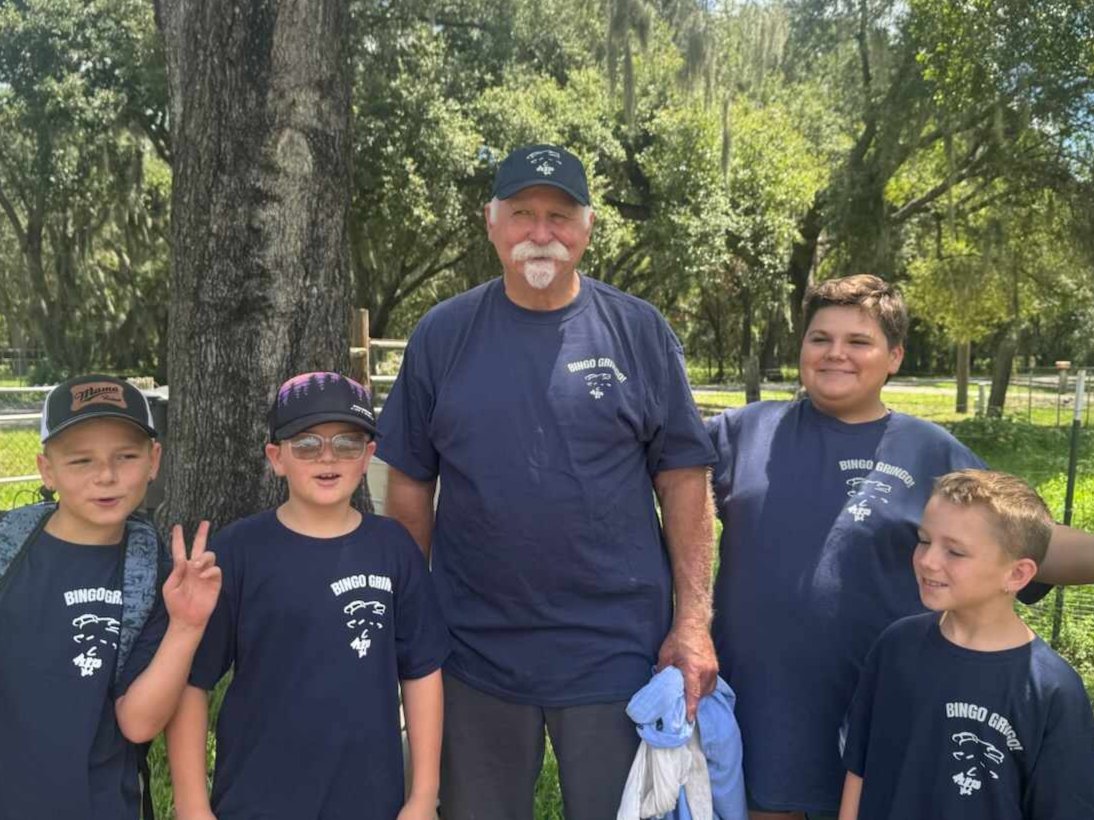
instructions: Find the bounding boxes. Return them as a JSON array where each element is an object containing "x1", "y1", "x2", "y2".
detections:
[
  {"x1": 42, "y1": 413, "x2": 157, "y2": 444},
  {"x1": 494, "y1": 179, "x2": 589, "y2": 206},
  {"x1": 271, "y1": 412, "x2": 378, "y2": 442}
]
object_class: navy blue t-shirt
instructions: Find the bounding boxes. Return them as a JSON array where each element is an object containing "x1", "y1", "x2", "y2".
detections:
[
  {"x1": 842, "y1": 612, "x2": 1094, "y2": 819},
  {"x1": 707, "y1": 399, "x2": 984, "y2": 813},
  {"x1": 190, "y1": 510, "x2": 450, "y2": 820},
  {"x1": 377, "y1": 276, "x2": 715, "y2": 706},
  {"x1": 0, "y1": 530, "x2": 166, "y2": 820}
]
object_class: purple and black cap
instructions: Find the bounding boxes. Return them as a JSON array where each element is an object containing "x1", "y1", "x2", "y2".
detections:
[
  {"x1": 40, "y1": 374, "x2": 157, "y2": 444},
  {"x1": 268, "y1": 372, "x2": 377, "y2": 442},
  {"x1": 491, "y1": 144, "x2": 590, "y2": 206}
]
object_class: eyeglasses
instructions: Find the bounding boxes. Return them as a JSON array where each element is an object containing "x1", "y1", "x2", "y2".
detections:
[{"x1": 285, "y1": 432, "x2": 369, "y2": 461}]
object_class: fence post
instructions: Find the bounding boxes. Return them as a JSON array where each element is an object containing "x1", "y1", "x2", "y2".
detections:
[
  {"x1": 1050, "y1": 369, "x2": 1086, "y2": 648},
  {"x1": 975, "y1": 384, "x2": 985, "y2": 417},
  {"x1": 1028, "y1": 362, "x2": 1034, "y2": 423},
  {"x1": 350, "y1": 309, "x2": 370, "y2": 387}
]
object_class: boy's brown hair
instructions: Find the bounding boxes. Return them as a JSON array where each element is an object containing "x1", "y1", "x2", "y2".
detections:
[
  {"x1": 803, "y1": 274, "x2": 909, "y2": 349},
  {"x1": 931, "y1": 469, "x2": 1053, "y2": 564}
]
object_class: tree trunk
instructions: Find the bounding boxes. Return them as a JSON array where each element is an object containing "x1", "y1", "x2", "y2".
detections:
[
  {"x1": 988, "y1": 326, "x2": 1019, "y2": 417},
  {"x1": 955, "y1": 340, "x2": 970, "y2": 414},
  {"x1": 155, "y1": 0, "x2": 353, "y2": 534},
  {"x1": 741, "y1": 288, "x2": 760, "y2": 403},
  {"x1": 787, "y1": 196, "x2": 823, "y2": 342},
  {"x1": 760, "y1": 305, "x2": 784, "y2": 379}
]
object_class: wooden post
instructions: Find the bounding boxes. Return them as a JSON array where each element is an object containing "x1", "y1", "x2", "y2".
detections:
[
  {"x1": 955, "y1": 341, "x2": 970, "y2": 414},
  {"x1": 350, "y1": 308, "x2": 370, "y2": 386}
]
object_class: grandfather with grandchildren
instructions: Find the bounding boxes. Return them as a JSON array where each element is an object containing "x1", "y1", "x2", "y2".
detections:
[{"x1": 5, "y1": 143, "x2": 1094, "y2": 820}]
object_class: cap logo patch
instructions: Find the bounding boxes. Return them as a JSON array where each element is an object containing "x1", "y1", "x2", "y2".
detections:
[
  {"x1": 70, "y1": 382, "x2": 126, "y2": 412},
  {"x1": 350, "y1": 403, "x2": 374, "y2": 420},
  {"x1": 528, "y1": 149, "x2": 562, "y2": 177}
]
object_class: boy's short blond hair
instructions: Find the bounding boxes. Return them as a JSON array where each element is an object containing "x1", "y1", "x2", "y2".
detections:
[
  {"x1": 932, "y1": 469, "x2": 1053, "y2": 564},
  {"x1": 803, "y1": 274, "x2": 908, "y2": 349}
]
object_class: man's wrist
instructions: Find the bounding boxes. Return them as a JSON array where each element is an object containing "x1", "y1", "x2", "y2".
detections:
[{"x1": 672, "y1": 604, "x2": 713, "y2": 631}]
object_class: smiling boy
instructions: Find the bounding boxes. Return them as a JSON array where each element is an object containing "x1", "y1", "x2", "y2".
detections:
[
  {"x1": 167, "y1": 372, "x2": 449, "y2": 820},
  {"x1": 0, "y1": 374, "x2": 220, "y2": 820},
  {"x1": 838, "y1": 470, "x2": 1094, "y2": 819}
]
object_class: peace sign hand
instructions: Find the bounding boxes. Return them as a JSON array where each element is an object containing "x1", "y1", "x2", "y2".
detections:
[{"x1": 163, "y1": 521, "x2": 222, "y2": 631}]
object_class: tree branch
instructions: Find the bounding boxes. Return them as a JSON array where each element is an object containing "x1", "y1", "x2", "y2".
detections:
[
  {"x1": 0, "y1": 181, "x2": 26, "y2": 247},
  {"x1": 891, "y1": 141, "x2": 992, "y2": 223}
]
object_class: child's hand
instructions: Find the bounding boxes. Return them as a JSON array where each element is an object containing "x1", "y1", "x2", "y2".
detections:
[
  {"x1": 176, "y1": 811, "x2": 217, "y2": 820},
  {"x1": 163, "y1": 521, "x2": 222, "y2": 630},
  {"x1": 396, "y1": 794, "x2": 437, "y2": 820}
]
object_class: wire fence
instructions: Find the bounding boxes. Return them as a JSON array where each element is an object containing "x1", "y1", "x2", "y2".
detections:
[{"x1": 0, "y1": 386, "x2": 52, "y2": 510}]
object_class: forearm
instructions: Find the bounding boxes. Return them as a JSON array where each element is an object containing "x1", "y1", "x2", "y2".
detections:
[
  {"x1": 1035, "y1": 524, "x2": 1094, "y2": 586},
  {"x1": 838, "y1": 771, "x2": 863, "y2": 820},
  {"x1": 166, "y1": 685, "x2": 214, "y2": 817},
  {"x1": 115, "y1": 621, "x2": 203, "y2": 742},
  {"x1": 385, "y1": 469, "x2": 437, "y2": 559},
  {"x1": 654, "y1": 466, "x2": 715, "y2": 626},
  {"x1": 402, "y1": 670, "x2": 443, "y2": 802}
]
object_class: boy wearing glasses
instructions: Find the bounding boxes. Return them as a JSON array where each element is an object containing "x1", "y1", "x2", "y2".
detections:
[
  {"x1": 838, "y1": 470, "x2": 1094, "y2": 819},
  {"x1": 167, "y1": 372, "x2": 450, "y2": 820}
]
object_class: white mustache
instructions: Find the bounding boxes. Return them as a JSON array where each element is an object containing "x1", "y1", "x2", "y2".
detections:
[{"x1": 512, "y1": 240, "x2": 570, "y2": 262}]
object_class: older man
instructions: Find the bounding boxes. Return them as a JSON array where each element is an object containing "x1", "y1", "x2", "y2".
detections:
[{"x1": 377, "y1": 144, "x2": 718, "y2": 819}]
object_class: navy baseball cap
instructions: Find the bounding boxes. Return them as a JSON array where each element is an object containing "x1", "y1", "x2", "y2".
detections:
[
  {"x1": 41, "y1": 375, "x2": 157, "y2": 444},
  {"x1": 268, "y1": 372, "x2": 378, "y2": 441},
  {"x1": 491, "y1": 144, "x2": 590, "y2": 206}
]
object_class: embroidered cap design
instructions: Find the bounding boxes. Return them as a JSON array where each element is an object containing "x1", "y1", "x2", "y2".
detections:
[{"x1": 70, "y1": 382, "x2": 127, "y2": 412}]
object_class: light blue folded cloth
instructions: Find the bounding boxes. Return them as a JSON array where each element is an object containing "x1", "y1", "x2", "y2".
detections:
[{"x1": 623, "y1": 666, "x2": 748, "y2": 820}]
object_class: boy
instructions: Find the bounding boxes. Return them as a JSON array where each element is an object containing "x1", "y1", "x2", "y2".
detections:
[
  {"x1": 0, "y1": 374, "x2": 221, "y2": 819},
  {"x1": 838, "y1": 469, "x2": 1094, "y2": 819},
  {"x1": 167, "y1": 372, "x2": 449, "y2": 820}
]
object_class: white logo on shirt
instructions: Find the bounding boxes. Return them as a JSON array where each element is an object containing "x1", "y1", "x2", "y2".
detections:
[
  {"x1": 344, "y1": 600, "x2": 386, "y2": 658},
  {"x1": 847, "y1": 500, "x2": 872, "y2": 522},
  {"x1": 565, "y1": 356, "x2": 628, "y2": 400},
  {"x1": 950, "y1": 731, "x2": 1004, "y2": 796},
  {"x1": 70, "y1": 613, "x2": 120, "y2": 678},
  {"x1": 839, "y1": 461, "x2": 913, "y2": 526}
]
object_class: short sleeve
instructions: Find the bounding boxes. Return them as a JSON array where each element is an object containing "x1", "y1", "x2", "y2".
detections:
[
  {"x1": 1024, "y1": 671, "x2": 1094, "y2": 818},
  {"x1": 646, "y1": 325, "x2": 716, "y2": 475},
  {"x1": 1018, "y1": 580, "x2": 1053, "y2": 605},
  {"x1": 706, "y1": 410, "x2": 738, "y2": 517},
  {"x1": 376, "y1": 329, "x2": 440, "y2": 482},
  {"x1": 393, "y1": 533, "x2": 450, "y2": 680},
  {"x1": 113, "y1": 594, "x2": 168, "y2": 698},
  {"x1": 188, "y1": 535, "x2": 238, "y2": 690},
  {"x1": 840, "y1": 637, "x2": 882, "y2": 777}
]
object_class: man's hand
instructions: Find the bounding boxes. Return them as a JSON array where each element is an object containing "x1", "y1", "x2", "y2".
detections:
[
  {"x1": 657, "y1": 619, "x2": 718, "y2": 722},
  {"x1": 163, "y1": 521, "x2": 222, "y2": 630}
]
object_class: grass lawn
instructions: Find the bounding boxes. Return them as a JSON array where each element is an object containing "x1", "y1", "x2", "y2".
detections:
[{"x1": 0, "y1": 427, "x2": 44, "y2": 509}]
